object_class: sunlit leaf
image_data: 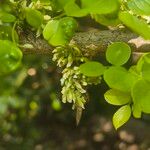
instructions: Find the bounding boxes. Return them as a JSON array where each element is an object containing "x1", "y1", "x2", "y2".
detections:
[
  {"x1": 0, "y1": 40, "x2": 22, "y2": 76},
  {"x1": 79, "y1": 61, "x2": 106, "y2": 77},
  {"x1": 104, "y1": 66, "x2": 138, "y2": 92},
  {"x1": 25, "y1": 8, "x2": 43, "y2": 28},
  {"x1": 104, "y1": 89, "x2": 131, "y2": 105},
  {"x1": 132, "y1": 79, "x2": 150, "y2": 113},
  {"x1": 113, "y1": 105, "x2": 131, "y2": 129},
  {"x1": 81, "y1": 0, "x2": 119, "y2": 14},
  {"x1": 43, "y1": 17, "x2": 77, "y2": 46},
  {"x1": 119, "y1": 11, "x2": 150, "y2": 39},
  {"x1": 106, "y1": 42, "x2": 131, "y2": 66}
]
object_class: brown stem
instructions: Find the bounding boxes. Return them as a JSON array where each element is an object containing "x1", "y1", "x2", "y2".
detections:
[{"x1": 19, "y1": 28, "x2": 150, "y2": 62}]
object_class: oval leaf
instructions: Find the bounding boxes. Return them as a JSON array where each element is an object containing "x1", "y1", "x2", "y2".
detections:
[
  {"x1": 113, "y1": 105, "x2": 131, "y2": 130},
  {"x1": 136, "y1": 53, "x2": 148, "y2": 72},
  {"x1": 0, "y1": 25, "x2": 18, "y2": 42},
  {"x1": 92, "y1": 13, "x2": 121, "y2": 26},
  {"x1": 106, "y1": 42, "x2": 131, "y2": 66},
  {"x1": 104, "y1": 89, "x2": 131, "y2": 105},
  {"x1": 64, "y1": 0, "x2": 119, "y2": 17},
  {"x1": 132, "y1": 79, "x2": 150, "y2": 113},
  {"x1": 43, "y1": 20, "x2": 59, "y2": 41},
  {"x1": 104, "y1": 66, "x2": 138, "y2": 92},
  {"x1": 81, "y1": 0, "x2": 119, "y2": 15},
  {"x1": 64, "y1": 1, "x2": 88, "y2": 17},
  {"x1": 79, "y1": 61, "x2": 106, "y2": 77},
  {"x1": 137, "y1": 53, "x2": 150, "y2": 81},
  {"x1": 0, "y1": 12, "x2": 16, "y2": 23},
  {"x1": 141, "y1": 61, "x2": 150, "y2": 82},
  {"x1": 43, "y1": 17, "x2": 77, "y2": 46},
  {"x1": 26, "y1": 8, "x2": 43, "y2": 28},
  {"x1": 0, "y1": 40, "x2": 22, "y2": 76},
  {"x1": 132, "y1": 104, "x2": 142, "y2": 118}
]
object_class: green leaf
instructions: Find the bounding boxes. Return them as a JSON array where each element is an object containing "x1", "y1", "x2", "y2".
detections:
[
  {"x1": 25, "y1": 8, "x2": 43, "y2": 28},
  {"x1": 136, "y1": 53, "x2": 147, "y2": 72},
  {"x1": 129, "y1": 65, "x2": 140, "y2": 77},
  {"x1": 79, "y1": 61, "x2": 106, "y2": 77},
  {"x1": 43, "y1": 20, "x2": 60, "y2": 41},
  {"x1": 64, "y1": 1, "x2": 88, "y2": 17},
  {"x1": 141, "y1": 61, "x2": 150, "y2": 82},
  {"x1": 0, "y1": 12, "x2": 16, "y2": 23},
  {"x1": 43, "y1": 17, "x2": 77, "y2": 46},
  {"x1": 119, "y1": 11, "x2": 150, "y2": 40},
  {"x1": 104, "y1": 66, "x2": 138, "y2": 92},
  {"x1": 104, "y1": 89, "x2": 131, "y2": 105},
  {"x1": 127, "y1": 0, "x2": 150, "y2": 16},
  {"x1": 113, "y1": 105, "x2": 131, "y2": 130},
  {"x1": 106, "y1": 42, "x2": 131, "y2": 66},
  {"x1": 132, "y1": 79, "x2": 150, "y2": 113},
  {"x1": 60, "y1": 17, "x2": 78, "y2": 38},
  {"x1": 81, "y1": 0, "x2": 119, "y2": 14},
  {"x1": 45, "y1": 21, "x2": 67, "y2": 46},
  {"x1": 0, "y1": 40, "x2": 22, "y2": 76},
  {"x1": 64, "y1": 0, "x2": 119, "y2": 17},
  {"x1": 0, "y1": 25, "x2": 18, "y2": 42},
  {"x1": 132, "y1": 104, "x2": 142, "y2": 118},
  {"x1": 92, "y1": 13, "x2": 121, "y2": 26},
  {"x1": 136, "y1": 53, "x2": 150, "y2": 81}
]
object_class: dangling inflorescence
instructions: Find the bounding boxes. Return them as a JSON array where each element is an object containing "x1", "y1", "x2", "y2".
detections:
[{"x1": 52, "y1": 43, "x2": 101, "y2": 123}]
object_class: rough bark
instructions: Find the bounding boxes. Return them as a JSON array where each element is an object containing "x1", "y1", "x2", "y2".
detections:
[{"x1": 19, "y1": 28, "x2": 150, "y2": 62}]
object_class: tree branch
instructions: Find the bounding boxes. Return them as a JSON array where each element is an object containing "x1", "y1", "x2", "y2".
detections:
[
  {"x1": 19, "y1": 28, "x2": 53, "y2": 55},
  {"x1": 19, "y1": 28, "x2": 150, "y2": 62}
]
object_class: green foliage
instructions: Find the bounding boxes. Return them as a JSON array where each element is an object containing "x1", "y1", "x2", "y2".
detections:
[
  {"x1": 25, "y1": 8, "x2": 43, "y2": 28},
  {"x1": 106, "y1": 42, "x2": 131, "y2": 66},
  {"x1": 81, "y1": 0, "x2": 119, "y2": 14},
  {"x1": 43, "y1": 17, "x2": 77, "y2": 46},
  {"x1": 64, "y1": 1, "x2": 88, "y2": 17},
  {"x1": 79, "y1": 61, "x2": 106, "y2": 77},
  {"x1": 76, "y1": 40, "x2": 150, "y2": 129},
  {"x1": 141, "y1": 61, "x2": 150, "y2": 81},
  {"x1": 113, "y1": 105, "x2": 131, "y2": 130},
  {"x1": 104, "y1": 66, "x2": 137, "y2": 92},
  {"x1": 0, "y1": 40, "x2": 22, "y2": 76},
  {"x1": 132, "y1": 79, "x2": 150, "y2": 114},
  {"x1": 92, "y1": 13, "x2": 120, "y2": 26},
  {"x1": 119, "y1": 11, "x2": 150, "y2": 40},
  {"x1": 136, "y1": 53, "x2": 150, "y2": 81},
  {"x1": 104, "y1": 89, "x2": 131, "y2": 106},
  {"x1": 57, "y1": 0, "x2": 119, "y2": 17},
  {"x1": 0, "y1": 25, "x2": 18, "y2": 41},
  {"x1": 0, "y1": 12, "x2": 16, "y2": 23}
]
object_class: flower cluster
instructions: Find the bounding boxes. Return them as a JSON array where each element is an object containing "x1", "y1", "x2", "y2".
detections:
[{"x1": 52, "y1": 44, "x2": 101, "y2": 110}]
